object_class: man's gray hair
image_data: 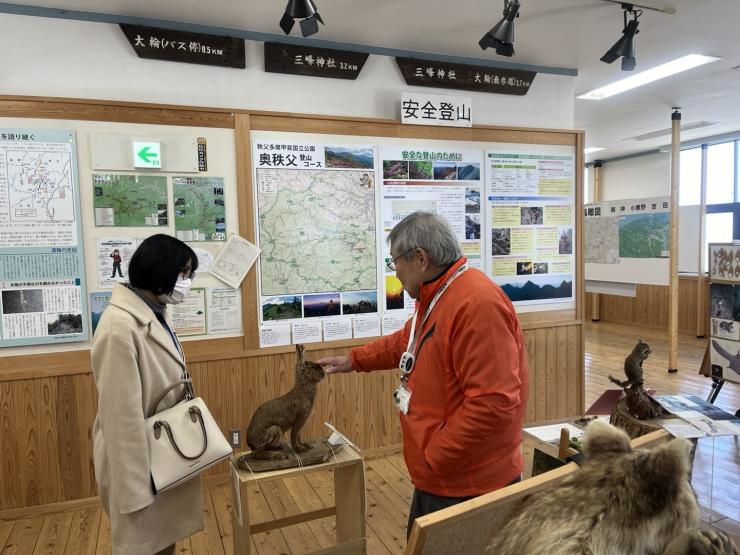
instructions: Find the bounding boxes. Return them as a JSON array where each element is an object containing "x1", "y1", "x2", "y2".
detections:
[{"x1": 388, "y1": 212, "x2": 463, "y2": 267}]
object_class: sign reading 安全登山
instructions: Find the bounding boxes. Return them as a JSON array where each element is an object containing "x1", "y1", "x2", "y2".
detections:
[
  {"x1": 401, "y1": 92, "x2": 472, "y2": 128},
  {"x1": 132, "y1": 140, "x2": 162, "y2": 169}
]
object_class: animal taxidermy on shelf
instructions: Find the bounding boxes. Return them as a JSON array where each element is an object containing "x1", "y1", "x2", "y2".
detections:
[
  {"x1": 609, "y1": 339, "x2": 663, "y2": 420},
  {"x1": 245, "y1": 343, "x2": 326, "y2": 461}
]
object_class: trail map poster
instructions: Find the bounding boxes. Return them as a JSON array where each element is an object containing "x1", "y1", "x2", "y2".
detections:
[
  {"x1": 585, "y1": 196, "x2": 669, "y2": 286},
  {"x1": 0, "y1": 129, "x2": 89, "y2": 346},
  {"x1": 253, "y1": 140, "x2": 378, "y2": 335},
  {"x1": 486, "y1": 150, "x2": 575, "y2": 306}
]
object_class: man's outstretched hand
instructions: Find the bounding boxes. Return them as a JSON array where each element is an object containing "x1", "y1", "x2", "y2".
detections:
[{"x1": 316, "y1": 356, "x2": 353, "y2": 374}]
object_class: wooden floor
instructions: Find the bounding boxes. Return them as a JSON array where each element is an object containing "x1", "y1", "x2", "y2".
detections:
[{"x1": 1, "y1": 321, "x2": 738, "y2": 554}]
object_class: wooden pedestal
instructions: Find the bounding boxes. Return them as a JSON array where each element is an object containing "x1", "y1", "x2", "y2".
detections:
[{"x1": 230, "y1": 446, "x2": 367, "y2": 555}]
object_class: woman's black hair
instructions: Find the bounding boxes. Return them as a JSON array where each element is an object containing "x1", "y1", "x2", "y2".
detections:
[{"x1": 128, "y1": 234, "x2": 199, "y2": 295}]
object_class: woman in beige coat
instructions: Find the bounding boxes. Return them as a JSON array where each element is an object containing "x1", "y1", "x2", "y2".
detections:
[{"x1": 92, "y1": 234, "x2": 203, "y2": 555}]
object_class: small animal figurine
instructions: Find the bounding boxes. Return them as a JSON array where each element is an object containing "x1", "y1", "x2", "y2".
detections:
[
  {"x1": 609, "y1": 339, "x2": 651, "y2": 389},
  {"x1": 246, "y1": 344, "x2": 325, "y2": 460}
]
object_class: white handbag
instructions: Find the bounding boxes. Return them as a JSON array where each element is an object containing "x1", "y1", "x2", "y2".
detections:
[{"x1": 145, "y1": 379, "x2": 232, "y2": 493}]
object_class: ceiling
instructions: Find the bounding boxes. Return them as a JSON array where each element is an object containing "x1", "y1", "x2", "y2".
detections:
[{"x1": 4, "y1": 0, "x2": 740, "y2": 162}]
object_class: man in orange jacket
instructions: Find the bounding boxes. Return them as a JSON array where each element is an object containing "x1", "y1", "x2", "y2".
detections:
[{"x1": 317, "y1": 211, "x2": 529, "y2": 538}]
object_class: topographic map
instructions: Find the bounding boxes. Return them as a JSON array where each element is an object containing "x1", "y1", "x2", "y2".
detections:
[
  {"x1": 585, "y1": 216, "x2": 620, "y2": 264},
  {"x1": 93, "y1": 174, "x2": 168, "y2": 227},
  {"x1": 257, "y1": 169, "x2": 377, "y2": 295},
  {"x1": 7, "y1": 150, "x2": 74, "y2": 222}
]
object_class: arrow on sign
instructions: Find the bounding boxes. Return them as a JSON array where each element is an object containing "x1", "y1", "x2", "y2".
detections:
[{"x1": 137, "y1": 146, "x2": 158, "y2": 163}]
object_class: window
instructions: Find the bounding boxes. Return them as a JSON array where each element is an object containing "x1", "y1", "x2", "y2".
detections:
[
  {"x1": 703, "y1": 212, "x2": 734, "y2": 271},
  {"x1": 706, "y1": 142, "x2": 735, "y2": 205},
  {"x1": 679, "y1": 147, "x2": 702, "y2": 206}
]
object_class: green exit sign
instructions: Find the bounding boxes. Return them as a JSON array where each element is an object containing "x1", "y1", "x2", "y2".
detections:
[{"x1": 133, "y1": 140, "x2": 162, "y2": 169}]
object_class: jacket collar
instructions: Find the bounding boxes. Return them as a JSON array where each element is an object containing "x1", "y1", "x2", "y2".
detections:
[
  {"x1": 416, "y1": 256, "x2": 467, "y2": 314},
  {"x1": 108, "y1": 284, "x2": 185, "y2": 369}
]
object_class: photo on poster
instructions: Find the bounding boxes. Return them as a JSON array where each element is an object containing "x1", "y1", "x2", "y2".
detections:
[
  {"x1": 558, "y1": 227, "x2": 573, "y2": 255},
  {"x1": 303, "y1": 292, "x2": 341, "y2": 318},
  {"x1": 409, "y1": 160, "x2": 433, "y2": 180},
  {"x1": 710, "y1": 337, "x2": 740, "y2": 383},
  {"x1": 324, "y1": 146, "x2": 374, "y2": 169},
  {"x1": 711, "y1": 318, "x2": 740, "y2": 341},
  {"x1": 735, "y1": 287, "x2": 740, "y2": 321},
  {"x1": 433, "y1": 162, "x2": 457, "y2": 180},
  {"x1": 534, "y1": 262, "x2": 549, "y2": 274},
  {"x1": 498, "y1": 275, "x2": 573, "y2": 303},
  {"x1": 618, "y1": 212, "x2": 669, "y2": 258},
  {"x1": 465, "y1": 188, "x2": 480, "y2": 213},
  {"x1": 262, "y1": 295, "x2": 302, "y2": 321},
  {"x1": 90, "y1": 291, "x2": 112, "y2": 335},
  {"x1": 386, "y1": 276, "x2": 405, "y2": 310},
  {"x1": 710, "y1": 245, "x2": 740, "y2": 281},
  {"x1": 491, "y1": 228, "x2": 511, "y2": 256},
  {"x1": 383, "y1": 160, "x2": 409, "y2": 180},
  {"x1": 1, "y1": 289, "x2": 44, "y2": 313},
  {"x1": 457, "y1": 163, "x2": 480, "y2": 180},
  {"x1": 465, "y1": 214, "x2": 480, "y2": 240},
  {"x1": 521, "y1": 206, "x2": 543, "y2": 226},
  {"x1": 517, "y1": 261, "x2": 533, "y2": 275},
  {"x1": 585, "y1": 216, "x2": 620, "y2": 264},
  {"x1": 47, "y1": 313, "x2": 83, "y2": 335},
  {"x1": 341, "y1": 290, "x2": 378, "y2": 314},
  {"x1": 710, "y1": 283, "x2": 734, "y2": 320}
]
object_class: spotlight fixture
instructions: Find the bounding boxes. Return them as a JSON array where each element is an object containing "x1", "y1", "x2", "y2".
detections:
[
  {"x1": 601, "y1": 3, "x2": 641, "y2": 71},
  {"x1": 479, "y1": 0, "x2": 520, "y2": 57},
  {"x1": 279, "y1": 0, "x2": 324, "y2": 37}
]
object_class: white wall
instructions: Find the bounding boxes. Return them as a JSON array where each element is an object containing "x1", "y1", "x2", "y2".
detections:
[
  {"x1": 0, "y1": 15, "x2": 574, "y2": 128},
  {"x1": 600, "y1": 152, "x2": 670, "y2": 201}
]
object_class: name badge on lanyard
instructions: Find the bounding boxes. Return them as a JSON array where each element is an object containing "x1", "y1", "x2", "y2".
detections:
[{"x1": 393, "y1": 263, "x2": 467, "y2": 414}]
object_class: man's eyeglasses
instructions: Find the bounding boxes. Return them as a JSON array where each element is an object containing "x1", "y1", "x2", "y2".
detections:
[{"x1": 386, "y1": 248, "x2": 416, "y2": 272}]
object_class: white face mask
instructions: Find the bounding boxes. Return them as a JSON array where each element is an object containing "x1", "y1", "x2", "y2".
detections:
[{"x1": 158, "y1": 276, "x2": 192, "y2": 305}]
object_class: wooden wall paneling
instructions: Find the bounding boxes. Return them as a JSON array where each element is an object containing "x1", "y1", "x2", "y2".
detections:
[
  {"x1": 555, "y1": 327, "x2": 568, "y2": 417},
  {"x1": 34, "y1": 378, "x2": 62, "y2": 507},
  {"x1": 56, "y1": 377, "x2": 82, "y2": 502},
  {"x1": 0, "y1": 381, "x2": 21, "y2": 510},
  {"x1": 545, "y1": 328, "x2": 558, "y2": 420},
  {"x1": 565, "y1": 326, "x2": 581, "y2": 416},
  {"x1": 20, "y1": 378, "x2": 41, "y2": 508},
  {"x1": 534, "y1": 328, "x2": 548, "y2": 421},
  {"x1": 523, "y1": 330, "x2": 537, "y2": 424},
  {"x1": 72, "y1": 374, "x2": 98, "y2": 500},
  {"x1": 584, "y1": 278, "x2": 707, "y2": 334}
]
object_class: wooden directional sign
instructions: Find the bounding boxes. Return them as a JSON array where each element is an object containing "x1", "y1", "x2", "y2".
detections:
[
  {"x1": 120, "y1": 24, "x2": 245, "y2": 68},
  {"x1": 396, "y1": 57, "x2": 535, "y2": 95},
  {"x1": 264, "y1": 42, "x2": 369, "y2": 80}
]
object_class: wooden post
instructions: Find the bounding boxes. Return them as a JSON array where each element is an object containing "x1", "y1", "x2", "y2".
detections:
[
  {"x1": 668, "y1": 109, "x2": 681, "y2": 373},
  {"x1": 696, "y1": 145, "x2": 708, "y2": 337},
  {"x1": 591, "y1": 160, "x2": 603, "y2": 322}
]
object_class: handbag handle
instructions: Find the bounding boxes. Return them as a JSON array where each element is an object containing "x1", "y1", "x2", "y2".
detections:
[
  {"x1": 148, "y1": 379, "x2": 194, "y2": 418},
  {"x1": 153, "y1": 405, "x2": 208, "y2": 460}
]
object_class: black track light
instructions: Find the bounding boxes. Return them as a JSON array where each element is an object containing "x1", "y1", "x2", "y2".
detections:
[
  {"x1": 479, "y1": 0, "x2": 520, "y2": 57},
  {"x1": 279, "y1": 0, "x2": 324, "y2": 37},
  {"x1": 601, "y1": 4, "x2": 641, "y2": 71}
]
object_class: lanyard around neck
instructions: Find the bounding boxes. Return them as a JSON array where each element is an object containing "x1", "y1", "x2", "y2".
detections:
[{"x1": 405, "y1": 264, "x2": 468, "y2": 356}]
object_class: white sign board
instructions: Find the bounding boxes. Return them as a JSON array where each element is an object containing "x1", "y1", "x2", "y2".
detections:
[
  {"x1": 401, "y1": 92, "x2": 472, "y2": 128},
  {"x1": 132, "y1": 139, "x2": 162, "y2": 169}
]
